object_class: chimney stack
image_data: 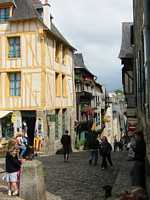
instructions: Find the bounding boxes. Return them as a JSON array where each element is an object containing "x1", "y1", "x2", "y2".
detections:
[{"x1": 40, "y1": 0, "x2": 52, "y2": 29}]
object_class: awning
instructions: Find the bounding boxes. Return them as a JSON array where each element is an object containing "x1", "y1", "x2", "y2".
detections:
[{"x1": 0, "y1": 111, "x2": 13, "y2": 119}]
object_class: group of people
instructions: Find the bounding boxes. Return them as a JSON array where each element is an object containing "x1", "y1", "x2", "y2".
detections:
[{"x1": 88, "y1": 134, "x2": 113, "y2": 169}]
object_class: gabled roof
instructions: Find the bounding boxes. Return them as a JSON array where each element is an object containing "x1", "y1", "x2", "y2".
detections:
[
  {"x1": 7, "y1": 0, "x2": 75, "y2": 50},
  {"x1": 119, "y1": 22, "x2": 133, "y2": 59}
]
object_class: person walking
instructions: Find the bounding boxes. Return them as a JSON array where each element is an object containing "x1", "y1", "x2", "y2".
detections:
[
  {"x1": 5, "y1": 139, "x2": 22, "y2": 196},
  {"x1": 88, "y1": 133, "x2": 99, "y2": 166},
  {"x1": 130, "y1": 131, "x2": 146, "y2": 188},
  {"x1": 99, "y1": 136, "x2": 113, "y2": 169},
  {"x1": 61, "y1": 130, "x2": 71, "y2": 162}
]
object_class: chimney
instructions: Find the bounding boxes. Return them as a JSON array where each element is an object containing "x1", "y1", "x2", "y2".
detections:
[{"x1": 40, "y1": 0, "x2": 52, "y2": 29}]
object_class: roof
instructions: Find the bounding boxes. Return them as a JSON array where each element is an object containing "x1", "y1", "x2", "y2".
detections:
[
  {"x1": 119, "y1": 22, "x2": 133, "y2": 59},
  {"x1": 9, "y1": 0, "x2": 39, "y2": 21},
  {"x1": 73, "y1": 53, "x2": 85, "y2": 68},
  {"x1": 73, "y1": 53, "x2": 95, "y2": 77},
  {"x1": 7, "y1": 0, "x2": 75, "y2": 50}
]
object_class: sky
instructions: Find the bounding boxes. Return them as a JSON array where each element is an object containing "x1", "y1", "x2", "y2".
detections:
[{"x1": 51, "y1": 0, "x2": 133, "y2": 91}]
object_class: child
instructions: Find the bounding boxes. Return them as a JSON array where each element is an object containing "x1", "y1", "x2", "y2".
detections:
[{"x1": 5, "y1": 139, "x2": 21, "y2": 196}]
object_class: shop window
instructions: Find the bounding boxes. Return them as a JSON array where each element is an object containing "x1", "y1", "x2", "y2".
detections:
[
  {"x1": 0, "y1": 8, "x2": 10, "y2": 22},
  {"x1": 9, "y1": 72, "x2": 21, "y2": 96},
  {"x1": 8, "y1": 37, "x2": 21, "y2": 58},
  {"x1": 55, "y1": 109, "x2": 60, "y2": 139},
  {"x1": 62, "y1": 109, "x2": 67, "y2": 135}
]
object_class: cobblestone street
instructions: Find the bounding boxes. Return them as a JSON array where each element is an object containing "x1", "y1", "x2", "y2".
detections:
[{"x1": 39, "y1": 151, "x2": 132, "y2": 200}]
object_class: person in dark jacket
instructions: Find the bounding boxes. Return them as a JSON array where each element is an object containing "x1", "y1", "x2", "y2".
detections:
[
  {"x1": 130, "y1": 131, "x2": 146, "y2": 188},
  {"x1": 5, "y1": 139, "x2": 21, "y2": 196},
  {"x1": 61, "y1": 130, "x2": 71, "y2": 162},
  {"x1": 99, "y1": 136, "x2": 113, "y2": 169},
  {"x1": 88, "y1": 133, "x2": 99, "y2": 166}
]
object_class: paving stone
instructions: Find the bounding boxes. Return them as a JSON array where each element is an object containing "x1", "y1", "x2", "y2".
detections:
[{"x1": 38, "y1": 151, "x2": 129, "y2": 200}]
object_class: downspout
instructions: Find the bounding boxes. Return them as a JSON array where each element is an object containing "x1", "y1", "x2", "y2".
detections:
[
  {"x1": 143, "y1": 0, "x2": 150, "y2": 195},
  {"x1": 143, "y1": 0, "x2": 150, "y2": 118}
]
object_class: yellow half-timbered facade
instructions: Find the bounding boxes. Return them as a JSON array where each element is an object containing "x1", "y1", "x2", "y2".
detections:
[{"x1": 0, "y1": 0, "x2": 76, "y2": 154}]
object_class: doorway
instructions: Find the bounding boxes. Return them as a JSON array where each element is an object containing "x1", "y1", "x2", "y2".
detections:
[{"x1": 21, "y1": 111, "x2": 36, "y2": 146}]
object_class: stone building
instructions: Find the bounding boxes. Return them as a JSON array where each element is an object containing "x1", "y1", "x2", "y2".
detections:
[
  {"x1": 119, "y1": 22, "x2": 138, "y2": 135},
  {"x1": 120, "y1": 0, "x2": 150, "y2": 194},
  {"x1": 0, "y1": 0, "x2": 76, "y2": 154}
]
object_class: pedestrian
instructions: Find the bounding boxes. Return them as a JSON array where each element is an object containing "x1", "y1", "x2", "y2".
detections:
[
  {"x1": 130, "y1": 131, "x2": 146, "y2": 188},
  {"x1": 99, "y1": 136, "x2": 113, "y2": 169},
  {"x1": 61, "y1": 130, "x2": 71, "y2": 162},
  {"x1": 16, "y1": 134, "x2": 28, "y2": 158},
  {"x1": 88, "y1": 133, "x2": 99, "y2": 166},
  {"x1": 5, "y1": 139, "x2": 22, "y2": 196}
]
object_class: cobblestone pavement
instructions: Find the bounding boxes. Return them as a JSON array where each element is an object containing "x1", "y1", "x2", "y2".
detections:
[{"x1": 39, "y1": 151, "x2": 131, "y2": 200}]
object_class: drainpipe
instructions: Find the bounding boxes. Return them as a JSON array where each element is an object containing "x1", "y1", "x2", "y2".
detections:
[
  {"x1": 143, "y1": 0, "x2": 150, "y2": 195},
  {"x1": 143, "y1": 0, "x2": 150, "y2": 117}
]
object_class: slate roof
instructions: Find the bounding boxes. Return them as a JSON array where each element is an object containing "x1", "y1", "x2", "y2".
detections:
[
  {"x1": 9, "y1": 0, "x2": 40, "y2": 21},
  {"x1": 119, "y1": 22, "x2": 133, "y2": 59},
  {"x1": 4, "y1": 0, "x2": 75, "y2": 50},
  {"x1": 73, "y1": 53, "x2": 94, "y2": 77},
  {"x1": 73, "y1": 53, "x2": 86, "y2": 68}
]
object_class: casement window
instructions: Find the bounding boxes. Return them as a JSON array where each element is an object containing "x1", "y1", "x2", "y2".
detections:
[
  {"x1": 55, "y1": 73, "x2": 61, "y2": 96},
  {"x1": 62, "y1": 75, "x2": 67, "y2": 97},
  {"x1": 55, "y1": 42, "x2": 61, "y2": 63},
  {"x1": 62, "y1": 46, "x2": 67, "y2": 65},
  {"x1": 9, "y1": 73, "x2": 21, "y2": 96},
  {"x1": 0, "y1": 8, "x2": 10, "y2": 22},
  {"x1": 8, "y1": 37, "x2": 21, "y2": 58}
]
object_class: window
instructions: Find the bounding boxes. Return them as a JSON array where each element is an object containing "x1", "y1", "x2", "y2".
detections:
[
  {"x1": 8, "y1": 37, "x2": 21, "y2": 58},
  {"x1": 0, "y1": 8, "x2": 10, "y2": 22},
  {"x1": 55, "y1": 73, "x2": 61, "y2": 96},
  {"x1": 9, "y1": 73, "x2": 21, "y2": 96},
  {"x1": 62, "y1": 46, "x2": 67, "y2": 65},
  {"x1": 55, "y1": 42, "x2": 61, "y2": 63},
  {"x1": 55, "y1": 109, "x2": 60, "y2": 139},
  {"x1": 62, "y1": 75, "x2": 67, "y2": 97},
  {"x1": 62, "y1": 109, "x2": 67, "y2": 135}
]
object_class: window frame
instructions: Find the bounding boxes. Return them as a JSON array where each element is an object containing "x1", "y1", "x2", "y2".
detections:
[
  {"x1": 0, "y1": 7, "x2": 10, "y2": 22},
  {"x1": 7, "y1": 36, "x2": 21, "y2": 59},
  {"x1": 9, "y1": 72, "x2": 21, "y2": 97}
]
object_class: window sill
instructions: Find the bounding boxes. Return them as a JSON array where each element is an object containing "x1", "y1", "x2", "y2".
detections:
[{"x1": 7, "y1": 57, "x2": 21, "y2": 60}]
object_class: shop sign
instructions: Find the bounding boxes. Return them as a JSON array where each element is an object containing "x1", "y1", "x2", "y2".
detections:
[{"x1": 11, "y1": 113, "x2": 17, "y2": 123}]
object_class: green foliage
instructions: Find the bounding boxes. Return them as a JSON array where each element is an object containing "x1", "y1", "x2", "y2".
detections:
[{"x1": 114, "y1": 89, "x2": 123, "y2": 95}]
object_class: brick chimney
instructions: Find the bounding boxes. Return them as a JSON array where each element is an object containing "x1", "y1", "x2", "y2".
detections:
[{"x1": 40, "y1": 0, "x2": 52, "y2": 29}]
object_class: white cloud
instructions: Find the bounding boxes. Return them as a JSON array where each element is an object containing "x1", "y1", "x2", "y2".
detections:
[{"x1": 51, "y1": 0, "x2": 133, "y2": 91}]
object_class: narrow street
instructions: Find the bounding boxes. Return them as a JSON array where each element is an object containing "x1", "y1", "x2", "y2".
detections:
[{"x1": 39, "y1": 151, "x2": 131, "y2": 200}]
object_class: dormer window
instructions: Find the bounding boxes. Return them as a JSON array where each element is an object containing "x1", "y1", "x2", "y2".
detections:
[
  {"x1": 36, "y1": 7, "x2": 43, "y2": 19},
  {"x1": 0, "y1": 8, "x2": 10, "y2": 22}
]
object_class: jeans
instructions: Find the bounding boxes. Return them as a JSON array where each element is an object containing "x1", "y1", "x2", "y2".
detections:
[
  {"x1": 89, "y1": 149, "x2": 98, "y2": 165},
  {"x1": 20, "y1": 146, "x2": 27, "y2": 157}
]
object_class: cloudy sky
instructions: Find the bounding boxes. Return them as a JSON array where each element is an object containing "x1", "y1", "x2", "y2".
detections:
[{"x1": 51, "y1": 0, "x2": 133, "y2": 91}]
